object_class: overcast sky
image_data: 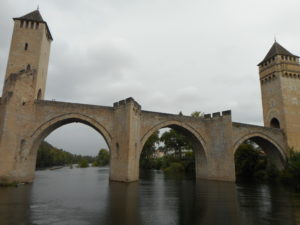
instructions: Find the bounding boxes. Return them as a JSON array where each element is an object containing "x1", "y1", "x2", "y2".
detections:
[{"x1": 1, "y1": 0, "x2": 300, "y2": 155}]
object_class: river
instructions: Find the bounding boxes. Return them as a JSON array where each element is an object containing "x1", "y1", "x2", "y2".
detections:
[{"x1": 0, "y1": 166, "x2": 300, "y2": 225}]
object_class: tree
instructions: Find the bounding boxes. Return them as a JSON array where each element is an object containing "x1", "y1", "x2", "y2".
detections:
[
  {"x1": 93, "y1": 149, "x2": 110, "y2": 166},
  {"x1": 140, "y1": 131, "x2": 160, "y2": 160},
  {"x1": 234, "y1": 143, "x2": 267, "y2": 179},
  {"x1": 140, "y1": 131, "x2": 160, "y2": 169},
  {"x1": 36, "y1": 141, "x2": 97, "y2": 169},
  {"x1": 78, "y1": 159, "x2": 89, "y2": 168},
  {"x1": 191, "y1": 111, "x2": 204, "y2": 118},
  {"x1": 160, "y1": 129, "x2": 192, "y2": 159}
]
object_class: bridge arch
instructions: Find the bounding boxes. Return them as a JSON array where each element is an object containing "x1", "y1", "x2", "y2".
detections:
[
  {"x1": 30, "y1": 113, "x2": 112, "y2": 157},
  {"x1": 233, "y1": 132, "x2": 286, "y2": 169},
  {"x1": 140, "y1": 120, "x2": 208, "y2": 178}
]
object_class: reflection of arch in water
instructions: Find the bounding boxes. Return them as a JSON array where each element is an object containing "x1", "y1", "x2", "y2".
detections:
[
  {"x1": 233, "y1": 133, "x2": 285, "y2": 169},
  {"x1": 30, "y1": 113, "x2": 112, "y2": 161},
  {"x1": 140, "y1": 120, "x2": 208, "y2": 178}
]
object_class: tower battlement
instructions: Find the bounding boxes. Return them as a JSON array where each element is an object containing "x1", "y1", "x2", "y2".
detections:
[{"x1": 3, "y1": 10, "x2": 52, "y2": 101}]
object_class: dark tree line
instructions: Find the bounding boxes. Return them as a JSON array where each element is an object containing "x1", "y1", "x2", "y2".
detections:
[{"x1": 36, "y1": 141, "x2": 96, "y2": 168}]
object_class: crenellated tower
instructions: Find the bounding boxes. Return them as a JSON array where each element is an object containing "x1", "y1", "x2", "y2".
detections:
[
  {"x1": 258, "y1": 41, "x2": 300, "y2": 151},
  {"x1": 3, "y1": 10, "x2": 52, "y2": 100},
  {"x1": 0, "y1": 10, "x2": 53, "y2": 183}
]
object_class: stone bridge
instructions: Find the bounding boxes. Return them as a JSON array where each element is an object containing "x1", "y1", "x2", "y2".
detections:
[
  {"x1": 0, "y1": 74, "x2": 288, "y2": 183},
  {"x1": 0, "y1": 9, "x2": 290, "y2": 184}
]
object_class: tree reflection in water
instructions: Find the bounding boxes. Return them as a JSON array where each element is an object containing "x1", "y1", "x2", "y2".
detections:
[{"x1": 0, "y1": 168, "x2": 299, "y2": 225}]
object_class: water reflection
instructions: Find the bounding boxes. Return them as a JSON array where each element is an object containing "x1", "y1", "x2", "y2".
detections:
[
  {"x1": 194, "y1": 180, "x2": 241, "y2": 225},
  {"x1": 138, "y1": 170, "x2": 241, "y2": 225},
  {"x1": 103, "y1": 181, "x2": 141, "y2": 225},
  {"x1": 0, "y1": 185, "x2": 31, "y2": 225},
  {"x1": 237, "y1": 183, "x2": 298, "y2": 225},
  {"x1": 0, "y1": 168, "x2": 299, "y2": 225}
]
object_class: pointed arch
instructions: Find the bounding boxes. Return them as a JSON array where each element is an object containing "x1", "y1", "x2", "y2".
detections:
[
  {"x1": 140, "y1": 120, "x2": 208, "y2": 179},
  {"x1": 30, "y1": 113, "x2": 112, "y2": 157},
  {"x1": 233, "y1": 132, "x2": 286, "y2": 169}
]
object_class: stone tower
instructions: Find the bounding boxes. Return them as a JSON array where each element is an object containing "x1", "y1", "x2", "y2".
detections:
[
  {"x1": 0, "y1": 10, "x2": 52, "y2": 183},
  {"x1": 258, "y1": 42, "x2": 300, "y2": 151},
  {"x1": 3, "y1": 10, "x2": 52, "y2": 100}
]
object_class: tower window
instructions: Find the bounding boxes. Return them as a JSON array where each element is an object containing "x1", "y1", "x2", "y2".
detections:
[
  {"x1": 31, "y1": 21, "x2": 34, "y2": 29},
  {"x1": 270, "y1": 118, "x2": 280, "y2": 128},
  {"x1": 26, "y1": 64, "x2": 31, "y2": 71},
  {"x1": 24, "y1": 43, "x2": 28, "y2": 51}
]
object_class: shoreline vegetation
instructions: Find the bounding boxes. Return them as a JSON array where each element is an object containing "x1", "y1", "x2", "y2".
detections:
[
  {"x1": 36, "y1": 141, "x2": 109, "y2": 169},
  {"x1": 234, "y1": 143, "x2": 300, "y2": 189}
]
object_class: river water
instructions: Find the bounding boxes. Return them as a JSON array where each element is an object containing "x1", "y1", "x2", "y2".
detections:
[{"x1": 0, "y1": 166, "x2": 300, "y2": 225}]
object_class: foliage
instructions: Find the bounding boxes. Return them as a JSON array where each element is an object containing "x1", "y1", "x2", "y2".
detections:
[
  {"x1": 0, "y1": 178, "x2": 19, "y2": 187},
  {"x1": 78, "y1": 159, "x2": 89, "y2": 168},
  {"x1": 93, "y1": 149, "x2": 110, "y2": 166},
  {"x1": 36, "y1": 141, "x2": 96, "y2": 169},
  {"x1": 234, "y1": 143, "x2": 268, "y2": 180},
  {"x1": 163, "y1": 162, "x2": 185, "y2": 173},
  {"x1": 141, "y1": 131, "x2": 160, "y2": 159},
  {"x1": 280, "y1": 149, "x2": 300, "y2": 187},
  {"x1": 191, "y1": 111, "x2": 204, "y2": 118},
  {"x1": 140, "y1": 131, "x2": 160, "y2": 169},
  {"x1": 160, "y1": 129, "x2": 192, "y2": 159}
]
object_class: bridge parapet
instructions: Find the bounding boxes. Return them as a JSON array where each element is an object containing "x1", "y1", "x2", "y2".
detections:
[
  {"x1": 204, "y1": 110, "x2": 231, "y2": 119},
  {"x1": 35, "y1": 99, "x2": 113, "y2": 110}
]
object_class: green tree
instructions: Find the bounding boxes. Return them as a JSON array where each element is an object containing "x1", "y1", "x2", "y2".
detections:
[
  {"x1": 78, "y1": 159, "x2": 89, "y2": 168},
  {"x1": 140, "y1": 131, "x2": 160, "y2": 169},
  {"x1": 36, "y1": 141, "x2": 96, "y2": 169},
  {"x1": 234, "y1": 143, "x2": 267, "y2": 179},
  {"x1": 160, "y1": 129, "x2": 192, "y2": 159},
  {"x1": 191, "y1": 111, "x2": 204, "y2": 118},
  {"x1": 93, "y1": 149, "x2": 110, "y2": 166},
  {"x1": 280, "y1": 149, "x2": 300, "y2": 186},
  {"x1": 141, "y1": 131, "x2": 160, "y2": 159}
]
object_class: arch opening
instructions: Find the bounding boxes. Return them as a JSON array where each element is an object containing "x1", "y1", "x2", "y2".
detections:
[
  {"x1": 270, "y1": 118, "x2": 280, "y2": 128},
  {"x1": 139, "y1": 123, "x2": 207, "y2": 180},
  {"x1": 234, "y1": 135, "x2": 285, "y2": 181},
  {"x1": 31, "y1": 115, "x2": 112, "y2": 171}
]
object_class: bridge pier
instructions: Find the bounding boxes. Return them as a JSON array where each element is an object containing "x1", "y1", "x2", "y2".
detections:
[
  {"x1": 109, "y1": 98, "x2": 141, "y2": 182},
  {"x1": 196, "y1": 113, "x2": 236, "y2": 182}
]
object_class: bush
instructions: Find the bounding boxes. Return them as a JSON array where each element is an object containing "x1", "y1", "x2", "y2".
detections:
[
  {"x1": 93, "y1": 149, "x2": 110, "y2": 167},
  {"x1": 280, "y1": 149, "x2": 300, "y2": 187},
  {"x1": 266, "y1": 163, "x2": 279, "y2": 180},
  {"x1": 78, "y1": 159, "x2": 89, "y2": 168},
  {"x1": 163, "y1": 162, "x2": 185, "y2": 174},
  {"x1": 235, "y1": 144, "x2": 267, "y2": 178}
]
